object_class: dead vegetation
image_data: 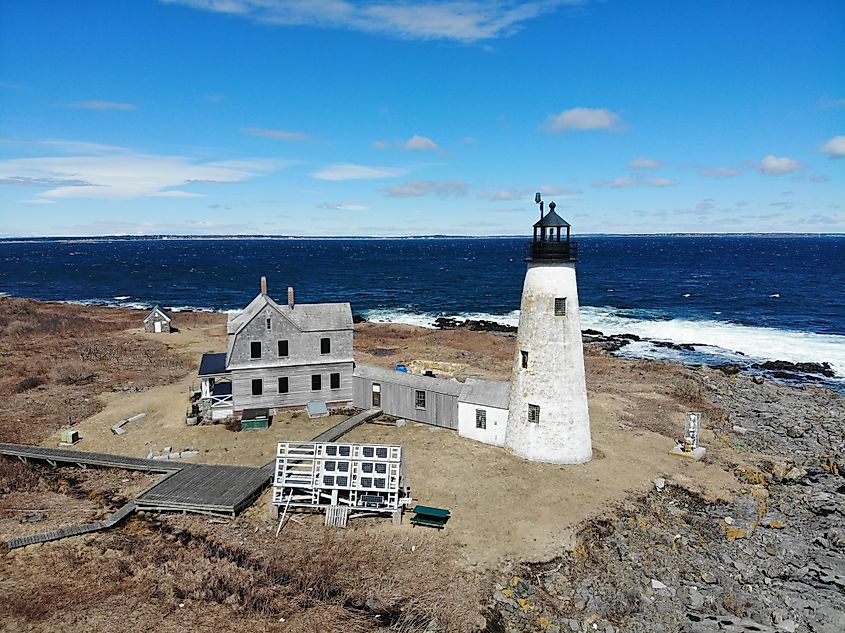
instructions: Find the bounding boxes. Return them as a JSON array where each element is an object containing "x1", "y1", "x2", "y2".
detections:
[
  {"x1": 0, "y1": 510, "x2": 488, "y2": 632},
  {"x1": 0, "y1": 297, "x2": 194, "y2": 444}
]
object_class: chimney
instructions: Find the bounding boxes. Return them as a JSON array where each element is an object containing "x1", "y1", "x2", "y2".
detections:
[
  {"x1": 287, "y1": 286, "x2": 295, "y2": 309},
  {"x1": 260, "y1": 276, "x2": 268, "y2": 295}
]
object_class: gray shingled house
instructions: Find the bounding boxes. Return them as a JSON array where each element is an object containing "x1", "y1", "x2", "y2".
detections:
[{"x1": 198, "y1": 278, "x2": 354, "y2": 418}]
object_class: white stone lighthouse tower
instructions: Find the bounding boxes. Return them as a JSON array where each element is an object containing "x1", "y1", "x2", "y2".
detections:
[{"x1": 504, "y1": 195, "x2": 592, "y2": 464}]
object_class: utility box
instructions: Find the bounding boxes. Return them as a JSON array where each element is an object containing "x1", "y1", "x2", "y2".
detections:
[
  {"x1": 241, "y1": 408, "x2": 270, "y2": 430},
  {"x1": 60, "y1": 429, "x2": 80, "y2": 445}
]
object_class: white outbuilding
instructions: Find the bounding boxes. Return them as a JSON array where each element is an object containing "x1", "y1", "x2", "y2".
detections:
[{"x1": 457, "y1": 378, "x2": 510, "y2": 446}]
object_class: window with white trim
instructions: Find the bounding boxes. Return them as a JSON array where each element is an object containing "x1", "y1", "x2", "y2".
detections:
[{"x1": 415, "y1": 390, "x2": 426, "y2": 410}]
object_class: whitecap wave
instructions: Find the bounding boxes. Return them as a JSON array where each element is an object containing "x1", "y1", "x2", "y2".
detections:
[
  {"x1": 580, "y1": 306, "x2": 845, "y2": 377},
  {"x1": 359, "y1": 305, "x2": 845, "y2": 377}
]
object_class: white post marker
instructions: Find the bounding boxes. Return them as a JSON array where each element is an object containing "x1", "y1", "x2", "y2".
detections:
[{"x1": 670, "y1": 411, "x2": 707, "y2": 461}]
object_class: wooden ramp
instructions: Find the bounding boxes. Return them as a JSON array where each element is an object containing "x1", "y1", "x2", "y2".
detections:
[
  {"x1": 5, "y1": 502, "x2": 137, "y2": 550},
  {"x1": 310, "y1": 408, "x2": 383, "y2": 443},
  {"x1": 0, "y1": 443, "x2": 183, "y2": 473}
]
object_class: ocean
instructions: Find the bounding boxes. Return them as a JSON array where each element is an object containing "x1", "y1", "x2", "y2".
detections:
[{"x1": 1, "y1": 235, "x2": 843, "y2": 389}]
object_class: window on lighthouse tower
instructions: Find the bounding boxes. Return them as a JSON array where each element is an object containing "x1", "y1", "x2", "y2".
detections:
[
  {"x1": 521, "y1": 351, "x2": 529, "y2": 369},
  {"x1": 555, "y1": 297, "x2": 567, "y2": 316},
  {"x1": 528, "y1": 404, "x2": 540, "y2": 424}
]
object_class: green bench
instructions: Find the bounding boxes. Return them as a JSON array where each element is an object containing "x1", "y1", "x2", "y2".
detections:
[{"x1": 410, "y1": 505, "x2": 450, "y2": 529}]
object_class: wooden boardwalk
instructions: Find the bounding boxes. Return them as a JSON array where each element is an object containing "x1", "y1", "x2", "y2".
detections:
[
  {"x1": 2, "y1": 408, "x2": 386, "y2": 547},
  {"x1": 5, "y1": 501, "x2": 137, "y2": 550},
  {"x1": 311, "y1": 408, "x2": 383, "y2": 443},
  {"x1": 0, "y1": 443, "x2": 183, "y2": 473}
]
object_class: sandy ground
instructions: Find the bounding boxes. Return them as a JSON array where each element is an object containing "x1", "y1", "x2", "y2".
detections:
[
  {"x1": 344, "y1": 398, "x2": 737, "y2": 569},
  {"x1": 16, "y1": 309, "x2": 741, "y2": 569},
  {"x1": 40, "y1": 322, "x2": 347, "y2": 466}
]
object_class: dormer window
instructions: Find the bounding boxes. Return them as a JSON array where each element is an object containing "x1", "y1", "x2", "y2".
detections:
[{"x1": 250, "y1": 341, "x2": 261, "y2": 359}]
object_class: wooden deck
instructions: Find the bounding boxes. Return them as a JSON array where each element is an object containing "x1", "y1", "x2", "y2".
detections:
[
  {"x1": 135, "y1": 464, "x2": 271, "y2": 516},
  {"x1": 0, "y1": 443, "x2": 183, "y2": 473}
]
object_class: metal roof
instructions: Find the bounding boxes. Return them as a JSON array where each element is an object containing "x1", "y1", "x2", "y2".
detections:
[
  {"x1": 143, "y1": 305, "x2": 172, "y2": 323},
  {"x1": 459, "y1": 378, "x2": 510, "y2": 409},
  {"x1": 353, "y1": 363, "x2": 464, "y2": 396},
  {"x1": 533, "y1": 209, "x2": 571, "y2": 228},
  {"x1": 227, "y1": 293, "x2": 352, "y2": 335},
  {"x1": 198, "y1": 352, "x2": 229, "y2": 377}
]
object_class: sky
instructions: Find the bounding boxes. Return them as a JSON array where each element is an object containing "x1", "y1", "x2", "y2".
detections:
[{"x1": 0, "y1": 0, "x2": 843, "y2": 237}]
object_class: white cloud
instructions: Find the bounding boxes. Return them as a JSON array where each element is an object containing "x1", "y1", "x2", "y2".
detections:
[
  {"x1": 372, "y1": 140, "x2": 391, "y2": 150},
  {"x1": 404, "y1": 134, "x2": 438, "y2": 151},
  {"x1": 593, "y1": 175, "x2": 675, "y2": 189},
  {"x1": 540, "y1": 107, "x2": 623, "y2": 133},
  {"x1": 478, "y1": 184, "x2": 580, "y2": 201},
  {"x1": 316, "y1": 202, "x2": 369, "y2": 211},
  {"x1": 162, "y1": 0, "x2": 584, "y2": 42},
  {"x1": 0, "y1": 148, "x2": 280, "y2": 200},
  {"x1": 820, "y1": 135, "x2": 845, "y2": 158},
  {"x1": 382, "y1": 179, "x2": 468, "y2": 198},
  {"x1": 628, "y1": 156, "x2": 663, "y2": 170},
  {"x1": 699, "y1": 166, "x2": 741, "y2": 178},
  {"x1": 756, "y1": 155, "x2": 803, "y2": 175},
  {"x1": 310, "y1": 163, "x2": 404, "y2": 181},
  {"x1": 66, "y1": 100, "x2": 138, "y2": 110},
  {"x1": 242, "y1": 127, "x2": 311, "y2": 141}
]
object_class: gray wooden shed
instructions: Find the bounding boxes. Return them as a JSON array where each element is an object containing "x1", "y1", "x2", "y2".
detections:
[{"x1": 352, "y1": 364, "x2": 461, "y2": 429}]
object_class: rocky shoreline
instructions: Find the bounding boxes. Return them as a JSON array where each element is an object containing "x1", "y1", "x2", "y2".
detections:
[
  {"x1": 420, "y1": 317, "x2": 842, "y2": 391},
  {"x1": 491, "y1": 372, "x2": 845, "y2": 633}
]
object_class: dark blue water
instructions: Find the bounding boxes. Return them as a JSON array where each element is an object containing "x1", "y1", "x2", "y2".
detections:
[{"x1": 1, "y1": 235, "x2": 843, "y2": 380}]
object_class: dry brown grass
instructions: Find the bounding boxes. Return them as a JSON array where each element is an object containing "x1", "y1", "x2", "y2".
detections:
[
  {"x1": 0, "y1": 513, "x2": 487, "y2": 632},
  {"x1": 0, "y1": 297, "x2": 193, "y2": 444}
]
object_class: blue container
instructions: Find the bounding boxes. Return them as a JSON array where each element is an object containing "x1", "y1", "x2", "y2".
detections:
[{"x1": 394, "y1": 364, "x2": 408, "y2": 373}]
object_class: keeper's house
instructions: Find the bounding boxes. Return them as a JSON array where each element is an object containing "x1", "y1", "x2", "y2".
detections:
[{"x1": 197, "y1": 278, "x2": 353, "y2": 419}]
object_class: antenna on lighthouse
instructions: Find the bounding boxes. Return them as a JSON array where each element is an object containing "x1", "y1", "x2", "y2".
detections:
[{"x1": 534, "y1": 191, "x2": 543, "y2": 220}]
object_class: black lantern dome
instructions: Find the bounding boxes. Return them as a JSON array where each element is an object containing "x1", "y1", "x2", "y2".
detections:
[{"x1": 527, "y1": 196, "x2": 578, "y2": 262}]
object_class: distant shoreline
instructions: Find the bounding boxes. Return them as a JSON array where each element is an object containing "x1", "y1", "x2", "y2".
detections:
[{"x1": 1, "y1": 232, "x2": 843, "y2": 242}]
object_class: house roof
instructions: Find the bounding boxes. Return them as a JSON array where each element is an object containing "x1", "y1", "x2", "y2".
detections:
[
  {"x1": 198, "y1": 352, "x2": 229, "y2": 377},
  {"x1": 227, "y1": 293, "x2": 352, "y2": 335},
  {"x1": 459, "y1": 378, "x2": 510, "y2": 409},
  {"x1": 353, "y1": 363, "x2": 464, "y2": 396},
  {"x1": 533, "y1": 209, "x2": 571, "y2": 228},
  {"x1": 143, "y1": 305, "x2": 172, "y2": 323}
]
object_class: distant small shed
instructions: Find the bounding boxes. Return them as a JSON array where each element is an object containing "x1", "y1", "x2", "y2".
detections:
[
  {"x1": 457, "y1": 378, "x2": 510, "y2": 446},
  {"x1": 144, "y1": 305, "x2": 172, "y2": 333}
]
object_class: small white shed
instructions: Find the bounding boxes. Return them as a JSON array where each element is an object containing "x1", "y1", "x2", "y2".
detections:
[{"x1": 457, "y1": 378, "x2": 510, "y2": 447}]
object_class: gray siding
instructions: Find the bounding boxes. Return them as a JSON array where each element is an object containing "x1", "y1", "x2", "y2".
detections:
[
  {"x1": 228, "y1": 303, "x2": 353, "y2": 370},
  {"x1": 352, "y1": 372, "x2": 458, "y2": 429},
  {"x1": 233, "y1": 361, "x2": 353, "y2": 411}
]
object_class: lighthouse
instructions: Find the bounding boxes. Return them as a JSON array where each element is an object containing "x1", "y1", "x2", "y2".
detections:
[{"x1": 504, "y1": 194, "x2": 592, "y2": 464}]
